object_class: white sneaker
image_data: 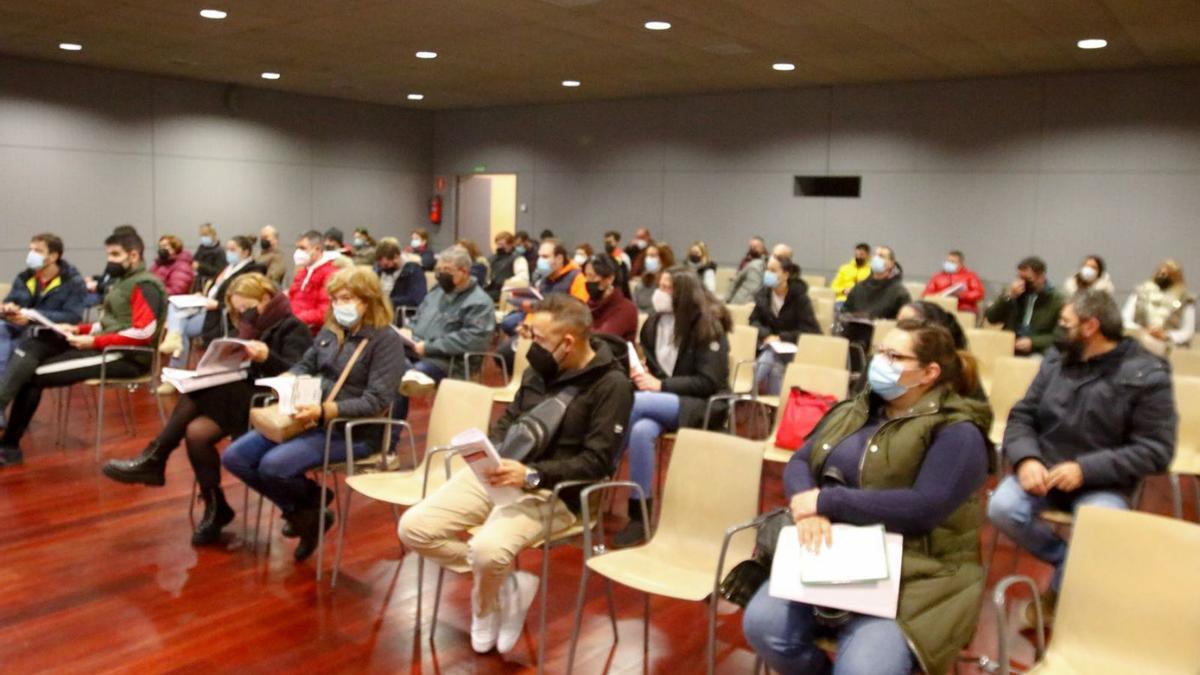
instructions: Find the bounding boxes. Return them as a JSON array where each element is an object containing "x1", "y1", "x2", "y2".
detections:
[
  {"x1": 470, "y1": 592, "x2": 501, "y2": 654},
  {"x1": 496, "y1": 571, "x2": 540, "y2": 654},
  {"x1": 399, "y1": 370, "x2": 436, "y2": 398}
]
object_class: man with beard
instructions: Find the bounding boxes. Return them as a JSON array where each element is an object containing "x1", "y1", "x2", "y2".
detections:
[{"x1": 987, "y1": 289, "x2": 1175, "y2": 628}]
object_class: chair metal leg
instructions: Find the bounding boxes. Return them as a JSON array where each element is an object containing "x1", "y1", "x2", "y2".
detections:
[
  {"x1": 331, "y1": 487, "x2": 353, "y2": 588},
  {"x1": 604, "y1": 578, "x2": 618, "y2": 642},
  {"x1": 315, "y1": 471, "x2": 331, "y2": 581},
  {"x1": 154, "y1": 386, "x2": 166, "y2": 424},
  {"x1": 188, "y1": 481, "x2": 199, "y2": 528},
  {"x1": 537, "y1": 543, "x2": 552, "y2": 675},
  {"x1": 415, "y1": 556, "x2": 426, "y2": 633},
  {"x1": 706, "y1": 580, "x2": 719, "y2": 675},
  {"x1": 565, "y1": 565, "x2": 592, "y2": 674},
  {"x1": 642, "y1": 592, "x2": 650, "y2": 665},
  {"x1": 1170, "y1": 474, "x2": 1184, "y2": 520},
  {"x1": 429, "y1": 566, "x2": 445, "y2": 642},
  {"x1": 94, "y1": 385, "x2": 106, "y2": 460}
]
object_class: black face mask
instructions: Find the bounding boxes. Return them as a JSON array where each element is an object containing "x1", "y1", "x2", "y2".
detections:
[
  {"x1": 241, "y1": 307, "x2": 259, "y2": 324},
  {"x1": 436, "y1": 272, "x2": 456, "y2": 293},
  {"x1": 260, "y1": 241, "x2": 272, "y2": 252},
  {"x1": 378, "y1": 264, "x2": 397, "y2": 274},
  {"x1": 325, "y1": 243, "x2": 338, "y2": 251},
  {"x1": 1053, "y1": 325, "x2": 1084, "y2": 364},
  {"x1": 526, "y1": 340, "x2": 562, "y2": 382},
  {"x1": 1155, "y1": 275, "x2": 1172, "y2": 290},
  {"x1": 585, "y1": 281, "x2": 606, "y2": 302},
  {"x1": 605, "y1": 243, "x2": 616, "y2": 254},
  {"x1": 157, "y1": 248, "x2": 171, "y2": 263},
  {"x1": 104, "y1": 260, "x2": 127, "y2": 279},
  {"x1": 688, "y1": 254, "x2": 702, "y2": 264}
]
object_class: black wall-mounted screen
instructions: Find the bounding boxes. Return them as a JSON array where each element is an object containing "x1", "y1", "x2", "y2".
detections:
[{"x1": 794, "y1": 175, "x2": 861, "y2": 198}]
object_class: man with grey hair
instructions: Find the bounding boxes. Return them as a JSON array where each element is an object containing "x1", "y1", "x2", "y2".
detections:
[
  {"x1": 397, "y1": 246, "x2": 496, "y2": 407},
  {"x1": 256, "y1": 224, "x2": 286, "y2": 284},
  {"x1": 988, "y1": 288, "x2": 1176, "y2": 627}
]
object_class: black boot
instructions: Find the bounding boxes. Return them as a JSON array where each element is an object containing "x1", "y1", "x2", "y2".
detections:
[
  {"x1": 291, "y1": 507, "x2": 335, "y2": 562},
  {"x1": 101, "y1": 441, "x2": 172, "y2": 486},
  {"x1": 612, "y1": 498, "x2": 653, "y2": 549},
  {"x1": 191, "y1": 487, "x2": 235, "y2": 546},
  {"x1": 281, "y1": 487, "x2": 335, "y2": 538}
]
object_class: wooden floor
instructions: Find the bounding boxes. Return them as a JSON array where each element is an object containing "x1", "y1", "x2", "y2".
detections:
[{"x1": 0, "y1": 385, "x2": 1193, "y2": 674}]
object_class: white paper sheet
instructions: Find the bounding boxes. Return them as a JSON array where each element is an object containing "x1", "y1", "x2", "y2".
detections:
[
  {"x1": 768, "y1": 340, "x2": 799, "y2": 355},
  {"x1": 451, "y1": 428, "x2": 522, "y2": 507},
  {"x1": 769, "y1": 525, "x2": 904, "y2": 619},
  {"x1": 17, "y1": 308, "x2": 73, "y2": 337},
  {"x1": 168, "y1": 294, "x2": 211, "y2": 310}
]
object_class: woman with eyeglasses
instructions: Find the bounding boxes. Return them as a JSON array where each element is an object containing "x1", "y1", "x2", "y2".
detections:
[{"x1": 743, "y1": 319, "x2": 992, "y2": 675}]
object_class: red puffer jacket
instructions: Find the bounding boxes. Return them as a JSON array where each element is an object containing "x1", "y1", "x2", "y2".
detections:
[
  {"x1": 151, "y1": 250, "x2": 196, "y2": 296},
  {"x1": 288, "y1": 257, "x2": 338, "y2": 334}
]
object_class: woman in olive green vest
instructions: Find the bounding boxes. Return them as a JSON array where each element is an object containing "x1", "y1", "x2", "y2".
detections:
[{"x1": 743, "y1": 319, "x2": 992, "y2": 675}]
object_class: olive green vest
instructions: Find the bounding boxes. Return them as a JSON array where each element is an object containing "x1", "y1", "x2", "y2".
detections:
[
  {"x1": 99, "y1": 263, "x2": 166, "y2": 340},
  {"x1": 808, "y1": 386, "x2": 993, "y2": 675}
]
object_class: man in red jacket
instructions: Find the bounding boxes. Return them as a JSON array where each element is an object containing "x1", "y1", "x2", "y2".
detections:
[
  {"x1": 923, "y1": 249, "x2": 985, "y2": 313},
  {"x1": 288, "y1": 230, "x2": 338, "y2": 334}
]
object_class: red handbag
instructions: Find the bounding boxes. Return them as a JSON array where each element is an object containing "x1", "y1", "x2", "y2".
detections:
[{"x1": 774, "y1": 387, "x2": 837, "y2": 451}]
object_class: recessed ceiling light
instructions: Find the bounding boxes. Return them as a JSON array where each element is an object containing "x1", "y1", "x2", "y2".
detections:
[
  {"x1": 58, "y1": 42, "x2": 83, "y2": 52},
  {"x1": 199, "y1": 9, "x2": 227, "y2": 19},
  {"x1": 260, "y1": 71, "x2": 281, "y2": 80},
  {"x1": 562, "y1": 80, "x2": 581, "y2": 87},
  {"x1": 407, "y1": 93, "x2": 424, "y2": 101},
  {"x1": 772, "y1": 62, "x2": 796, "y2": 71},
  {"x1": 1077, "y1": 38, "x2": 1107, "y2": 50},
  {"x1": 644, "y1": 21, "x2": 671, "y2": 30},
  {"x1": 415, "y1": 51, "x2": 438, "y2": 59}
]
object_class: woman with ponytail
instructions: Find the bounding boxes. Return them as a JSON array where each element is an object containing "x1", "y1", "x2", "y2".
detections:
[{"x1": 743, "y1": 319, "x2": 992, "y2": 675}]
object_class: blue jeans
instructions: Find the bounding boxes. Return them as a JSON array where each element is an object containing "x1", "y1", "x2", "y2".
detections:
[
  {"x1": 743, "y1": 585, "x2": 914, "y2": 675},
  {"x1": 755, "y1": 348, "x2": 793, "y2": 395},
  {"x1": 222, "y1": 429, "x2": 368, "y2": 514},
  {"x1": 166, "y1": 306, "x2": 208, "y2": 368},
  {"x1": 0, "y1": 324, "x2": 22, "y2": 376},
  {"x1": 626, "y1": 392, "x2": 680, "y2": 497},
  {"x1": 987, "y1": 474, "x2": 1128, "y2": 591},
  {"x1": 500, "y1": 310, "x2": 525, "y2": 336}
]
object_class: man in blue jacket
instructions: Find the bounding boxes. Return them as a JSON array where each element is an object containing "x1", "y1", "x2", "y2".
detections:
[{"x1": 1, "y1": 233, "x2": 87, "y2": 374}]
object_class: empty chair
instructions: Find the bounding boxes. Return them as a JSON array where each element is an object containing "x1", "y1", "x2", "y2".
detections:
[
  {"x1": 727, "y1": 303, "x2": 754, "y2": 327},
  {"x1": 987, "y1": 356, "x2": 1042, "y2": 445},
  {"x1": 493, "y1": 338, "x2": 531, "y2": 405},
  {"x1": 964, "y1": 328, "x2": 1016, "y2": 393},
  {"x1": 793, "y1": 334, "x2": 849, "y2": 371},
  {"x1": 1170, "y1": 375, "x2": 1200, "y2": 520},
  {"x1": 956, "y1": 310, "x2": 978, "y2": 334},
  {"x1": 760, "y1": 363, "x2": 850, "y2": 464},
  {"x1": 814, "y1": 296, "x2": 835, "y2": 335},
  {"x1": 871, "y1": 319, "x2": 897, "y2": 352},
  {"x1": 1170, "y1": 348, "x2": 1200, "y2": 377},
  {"x1": 923, "y1": 295, "x2": 959, "y2": 313},
  {"x1": 714, "y1": 266, "x2": 736, "y2": 297},
  {"x1": 991, "y1": 507, "x2": 1200, "y2": 675},
  {"x1": 807, "y1": 286, "x2": 836, "y2": 303},
  {"x1": 801, "y1": 274, "x2": 826, "y2": 288},
  {"x1": 728, "y1": 324, "x2": 758, "y2": 394}
]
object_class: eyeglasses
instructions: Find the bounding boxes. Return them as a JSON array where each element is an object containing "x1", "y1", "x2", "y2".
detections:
[{"x1": 877, "y1": 348, "x2": 920, "y2": 365}]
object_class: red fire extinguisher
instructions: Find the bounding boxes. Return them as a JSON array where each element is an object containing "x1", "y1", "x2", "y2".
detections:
[{"x1": 429, "y1": 195, "x2": 442, "y2": 225}]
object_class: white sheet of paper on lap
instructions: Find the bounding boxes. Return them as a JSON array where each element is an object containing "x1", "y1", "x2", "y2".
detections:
[
  {"x1": 768, "y1": 341, "x2": 798, "y2": 355},
  {"x1": 769, "y1": 524, "x2": 903, "y2": 619},
  {"x1": 17, "y1": 308, "x2": 73, "y2": 337},
  {"x1": 940, "y1": 283, "x2": 965, "y2": 298},
  {"x1": 627, "y1": 341, "x2": 644, "y2": 373},
  {"x1": 168, "y1": 294, "x2": 210, "y2": 309},
  {"x1": 255, "y1": 375, "x2": 321, "y2": 415},
  {"x1": 451, "y1": 428, "x2": 522, "y2": 507}
]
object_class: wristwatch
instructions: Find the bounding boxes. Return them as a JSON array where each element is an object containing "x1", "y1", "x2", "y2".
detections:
[{"x1": 524, "y1": 468, "x2": 542, "y2": 490}]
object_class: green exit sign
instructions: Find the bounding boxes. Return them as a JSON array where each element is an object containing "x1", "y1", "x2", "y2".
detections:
[{"x1": 473, "y1": 165, "x2": 487, "y2": 173}]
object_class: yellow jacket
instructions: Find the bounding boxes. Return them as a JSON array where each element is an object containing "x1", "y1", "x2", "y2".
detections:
[{"x1": 831, "y1": 258, "x2": 871, "y2": 301}]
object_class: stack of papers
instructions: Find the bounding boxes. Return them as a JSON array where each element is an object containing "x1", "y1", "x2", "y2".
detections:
[
  {"x1": 168, "y1": 294, "x2": 210, "y2": 310},
  {"x1": 254, "y1": 374, "x2": 322, "y2": 414},
  {"x1": 160, "y1": 338, "x2": 253, "y2": 393},
  {"x1": 767, "y1": 340, "x2": 798, "y2": 355},
  {"x1": 18, "y1": 308, "x2": 73, "y2": 338},
  {"x1": 769, "y1": 524, "x2": 904, "y2": 619},
  {"x1": 451, "y1": 428, "x2": 522, "y2": 507}
]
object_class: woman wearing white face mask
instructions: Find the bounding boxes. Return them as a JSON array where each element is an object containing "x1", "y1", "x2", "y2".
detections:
[
  {"x1": 408, "y1": 228, "x2": 436, "y2": 271},
  {"x1": 633, "y1": 242, "x2": 676, "y2": 313},
  {"x1": 750, "y1": 257, "x2": 821, "y2": 394},
  {"x1": 192, "y1": 222, "x2": 225, "y2": 292},
  {"x1": 616, "y1": 268, "x2": 731, "y2": 547},
  {"x1": 223, "y1": 265, "x2": 406, "y2": 563},
  {"x1": 744, "y1": 320, "x2": 991, "y2": 675},
  {"x1": 1063, "y1": 254, "x2": 1115, "y2": 297}
]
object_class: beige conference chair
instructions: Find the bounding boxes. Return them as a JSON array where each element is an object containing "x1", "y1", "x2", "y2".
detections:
[
  {"x1": 759, "y1": 363, "x2": 850, "y2": 464},
  {"x1": 1169, "y1": 347, "x2": 1200, "y2": 377},
  {"x1": 986, "y1": 356, "x2": 1042, "y2": 446},
  {"x1": 991, "y1": 506, "x2": 1200, "y2": 675},
  {"x1": 801, "y1": 274, "x2": 826, "y2": 289},
  {"x1": 1169, "y1": 375, "x2": 1200, "y2": 521},
  {"x1": 727, "y1": 302, "x2": 754, "y2": 327},
  {"x1": 964, "y1": 328, "x2": 1016, "y2": 393}
]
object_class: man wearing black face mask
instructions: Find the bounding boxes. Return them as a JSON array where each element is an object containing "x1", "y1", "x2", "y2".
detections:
[
  {"x1": 584, "y1": 255, "x2": 637, "y2": 342},
  {"x1": 255, "y1": 225, "x2": 286, "y2": 285},
  {"x1": 989, "y1": 289, "x2": 1175, "y2": 627},
  {"x1": 0, "y1": 232, "x2": 167, "y2": 466},
  {"x1": 985, "y1": 256, "x2": 1064, "y2": 355},
  {"x1": 398, "y1": 294, "x2": 632, "y2": 655},
  {"x1": 397, "y1": 246, "x2": 495, "y2": 407}
]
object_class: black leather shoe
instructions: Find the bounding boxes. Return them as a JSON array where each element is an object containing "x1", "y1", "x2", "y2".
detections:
[
  {"x1": 0, "y1": 445, "x2": 23, "y2": 468},
  {"x1": 101, "y1": 442, "x2": 170, "y2": 486},
  {"x1": 191, "y1": 487, "x2": 236, "y2": 546},
  {"x1": 281, "y1": 488, "x2": 334, "y2": 538},
  {"x1": 291, "y1": 508, "x2": 335, "y2": 562},
  {"x1": 611, "y1": 520, "x2": 647, "y2": 549}
]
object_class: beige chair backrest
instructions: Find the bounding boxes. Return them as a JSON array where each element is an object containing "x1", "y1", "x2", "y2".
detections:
[
  {"x1": 801, "y1": 274, "x2": 826, "y2": 289},
  {"x1": 955, "y1": 311, "x2": 978, "y2": 335},
  {"x1": 510, "y1": 337, "x2": 532, "y2": 384},
  {"x1": 807, "y1": 285, "x2": 835, "y2": 301},
  {"x1": 1172, "y1": 375, "x2": 1200, "y2": 476},
  {"x1": 794, "y1": 334, "x2": 849, "y2": 370},
  {"x1": 729, "y1": 324, "x2": 758, "y2": 391},
  {"x1": 426, "y1": 379, "x2": 495, "y2": 450},
  {"x1": 964, "y1": 328, "x2": 1016, "y2": 391},
  {"x1": 987, "y1": 356, "x2": 1042, "y2": 444},
  {"x1": 655, "y1": 429, "x2": 763, "y2": 567},
  {"x1": 1048, "y1": 506, "x2": 1200, "y2": 673},
  {"x1": 714, "y1": 267, "x2": 736, "y2": 297},
  {"x1": 636, "y1": 312, "x2": 648, "y2": 341},
  {"x1": 727, "y1": 303, "x2": 754, "y2": 327},
  {"x1": 424, "y1": 271, "x2": 436, "y2": 292},
  {"x1": 0, "y1": 282, "x2": 10, "y2": 299},
  {"x1": 924, "y1": 295, "x2": 959, "y2": 313},
  {"x1": 815, "y1": 297, "x2": 835, "y2": 335},
  {"x1": 903, "y1": 281, "x2": 925, "y2": 300},
  {"x1": 764, "y1": 363, "x2": 847, "y2": 442},
  {"x1": 1170, "y1": 349, "x2": 1200, "y2": 378},
  {"x1": 871, "y1": 319, "x2": 897, "y2": 352}
]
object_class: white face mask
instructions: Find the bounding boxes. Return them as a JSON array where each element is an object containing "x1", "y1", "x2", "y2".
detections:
[
  {"x1": 651, "y1": 288, "x2": 673, "y2": 314},
  {"x1": 1078, "y1": 265, "x2": 1098, "y2": 283},
  {"x1": 293, "y1": 249, "x2": 312, "y2": 267},
  {"x1": 333, "y1": 302, "x2": 360, "y2": 328},
  {"x1": 573, "y1": 253, "x2": 588, "y2": 267},
  {"x1": 411, "y1": 237, "x2": 423, "y2": 249}
]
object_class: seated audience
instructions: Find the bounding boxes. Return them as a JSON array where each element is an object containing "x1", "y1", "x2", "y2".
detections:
[
  {"x1": 988, "y1": 289, "x2": 1174, "y2": 626},
  {"x1": 374, "y1": 238, "x2": 426, "y2": 320},
  {"x1": 485, "y1": 231, "x2": 529, "y2": 301},
  {"x1": 843, "y1": 245, "x2": 911, "y2": 319},
  {"x1": 398, "y1": 247, "x2": 496, "y2": 404},
  {"x1": 398, "y1": 294, "x2": 632, "y2": 654},
  {"x1": 617, "y1": 268, "x2": 730, "y2": 547},
  {"x1": 409, "y1": 227, "x2": 436, "y2": 271},
  {"x1": 684, "y1": 241, "x2": 718, "y2": 293},
  {"x1": 633, "y1": 242, "x2": 676, "y2": 313},
  {"x1": 585, "y1": 255, "x2": 638, "y2": 343},
  {"x1": 984, "y1": 256, "x2": 1064, "y2": 355},
  {"x1": 458, "y1": 237, "x2": 490, "y2": 287},
  {"x1": 572, "y1": 243, "x2": 593, "y2": 269},
  {"x1": 1, "y1": 233, "x2": 88, "y2": 375},
  {"x1": 101, "y1": 273, "x2": 312, "y2": 544},
  {"x1": 289, "y1": 230, "x2": 342, "y2": 334},
  {"x1": 322, "y1": 227, "x2": 354, "y2": 267},
  {"x1": 256, "y1": 225, "x2": 286, "y2": 285},
  {"x1": 500, "y1": 239, "x2": 589, "y2": 335},
  {"x1": 514, "y1": 230, "x2": 538, "y2": 270},
  {"x1": 151, "y1": 235, "x2": 195, "y2": 296},
  {"x1": 84, "y1": 224, "x2": 141, "y2": 305},
  {"x1": 744, "y1": 319, "x2": 991, "y2": 675},
  {"x1": 898, "y1": 300, "x2": 987, "y2": 402},
  {"x1": 725, "y1": 236, "x2": 767, "y2": 305},
  {"x1": 1122, "y1": 258, "x2": 1194, "y2": 356},
  {"x1": 751, "y1": 256, "x2": 821, "y2": 394},
  {"x1": 831, "y1": 242, "x2": 871, "y2": 304},
  {"x1": 0, "y1": 232, "x2": 167, "y2": 466},
  {"x1": 604, "y1": 230, "x2": 632, "y2": 272},
  {"x1": 1062, "y1": 254, "x2": 1114, "y2": 297},
  {"x1": 159, "y1": 235, "x2": 264, "y2": 374},
  {"x1": 192, "y1": 222, "x2": 226, "y2": 292},
  {"x1": 222, "y1": 266, "x2": 405, "y2": 561},
  {"x1": 922, "y1": 249, "x2": 985, "y2": 313},
  {"x1": 625, "y1": 227, "x2": 653, "y2": 276},
  {"x1": 352, "y1": 228, "x2": 378, "y2": 266}
]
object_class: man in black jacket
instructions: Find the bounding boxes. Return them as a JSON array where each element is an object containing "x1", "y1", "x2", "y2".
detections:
[
  {"x1": 988, "y1": 289, "x2": 1176, "y2": 625},
  {"x1": 842, "y1": 245, "x2": 911, "y2": 319},
  {"x1": 398, "y1": 294, "x2": 633, "y2": 656}
]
